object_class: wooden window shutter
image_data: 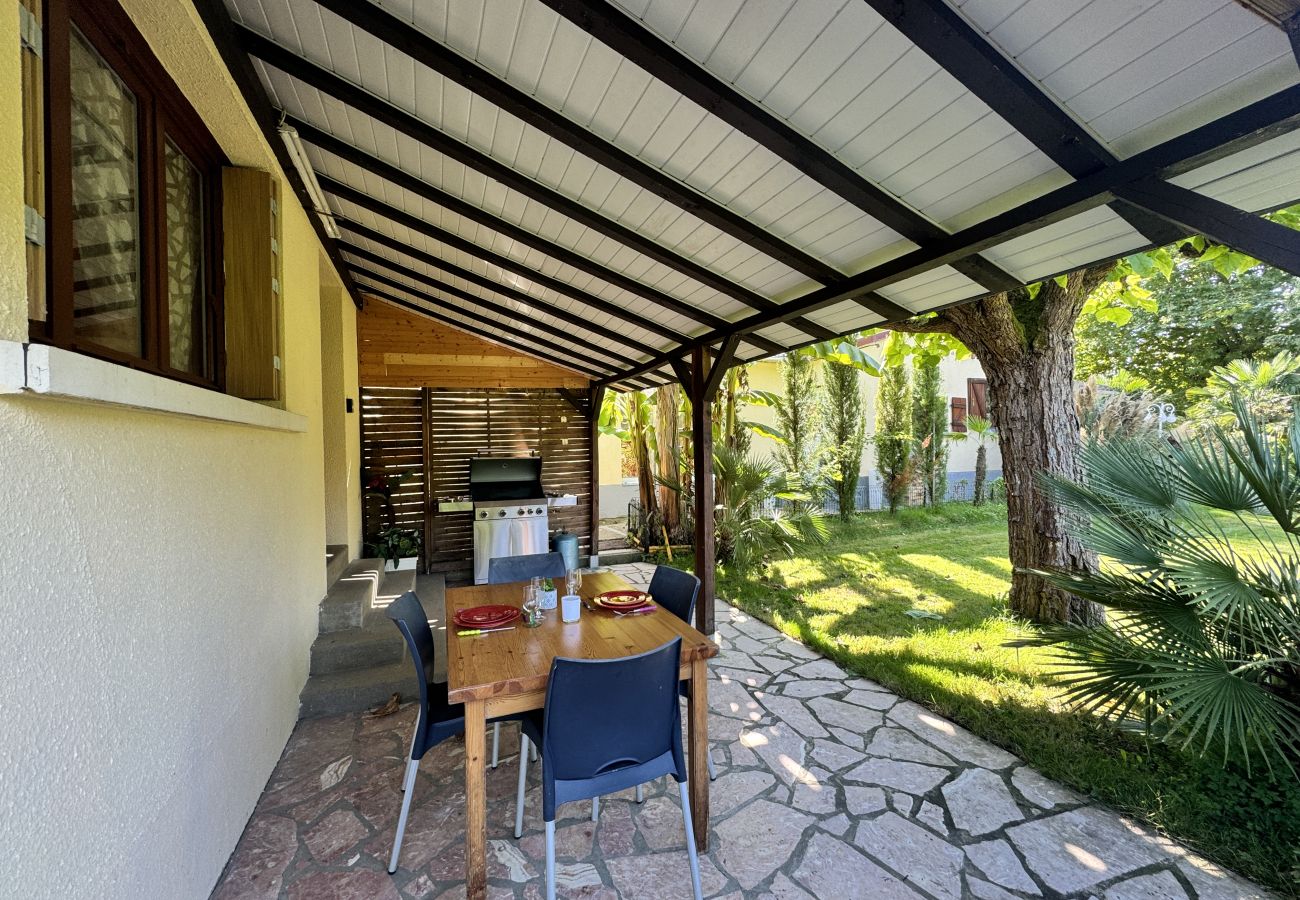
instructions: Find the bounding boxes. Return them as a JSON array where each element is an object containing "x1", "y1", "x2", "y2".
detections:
[
  {"x1": 951, "y1": 397, "x2": 967, "y2": 432},
  {"x1": 968, "y1": 378, "x2": 988, "y2": 419},
  {"x1": 222, "y1": 167, "x2": 282, "y2": 402}
]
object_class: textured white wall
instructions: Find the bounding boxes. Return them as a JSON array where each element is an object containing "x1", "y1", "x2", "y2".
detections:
[{"x1": 0, "y1": 2, "x2": 340, "y2": 896}]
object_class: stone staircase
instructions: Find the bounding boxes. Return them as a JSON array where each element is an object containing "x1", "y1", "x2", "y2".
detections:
[{"x1": 299, "y1": 555, "x2": 441, "y2": 718}]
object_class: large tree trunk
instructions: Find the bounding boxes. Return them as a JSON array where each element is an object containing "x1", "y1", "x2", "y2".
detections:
[
  {"x1": 894, "y1": 266, "x2": 1110, "y2": 626},
  {"x1": 984, "y1": 334, "x2": 1102, "y2": 626},
  {"x1": 656, "y1": 383, "x2": 682, "y2": 538}
]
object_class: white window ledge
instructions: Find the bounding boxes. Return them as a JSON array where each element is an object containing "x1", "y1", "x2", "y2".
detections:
[{"x1": 0, "y1": 341, "x2": 306, "y2": 432}]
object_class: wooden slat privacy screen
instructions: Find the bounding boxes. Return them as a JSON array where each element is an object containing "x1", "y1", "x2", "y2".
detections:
[
  {"x1": 361, "y1": 386, "x2": 593, "y2": 581},
  {"x1": 360, "y1": 387, "x2": 427, "y2": 552}
]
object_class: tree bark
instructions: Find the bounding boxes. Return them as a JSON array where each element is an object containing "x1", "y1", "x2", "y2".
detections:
[{"x1": 892, "y1": 266, "x2": 1109, "y2": 626}]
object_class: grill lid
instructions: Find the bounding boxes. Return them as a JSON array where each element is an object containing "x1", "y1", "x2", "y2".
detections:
[{"x1": 469, "y1": 456, "x2": 544, "y2": 502}]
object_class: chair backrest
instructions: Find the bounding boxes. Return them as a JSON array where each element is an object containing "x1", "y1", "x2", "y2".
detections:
[
  {"x1": 540, "y1": 638, "x2": 685, "y2": 819},
  {"x1": 386, "y1": 591, "x2": 436, "y2": 749},
  {"x1": 488, "y1": 551, "x2": 567, "y2": 584},
  {"x1": 649, "y1": 565, "x2": 700, "y2": 626}
]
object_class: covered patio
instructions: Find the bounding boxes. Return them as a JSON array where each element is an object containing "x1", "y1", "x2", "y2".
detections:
[{"x1": 213, "y1": 567, "x2": 1264, "y2": 900}]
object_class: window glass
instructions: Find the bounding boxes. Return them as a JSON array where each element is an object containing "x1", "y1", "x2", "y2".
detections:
[
  {"x1": 69, "y1": 26, "x2": 141, "y2": 357},
  {"x1": 164, "y1": 138, "x2": 206, "y2": 375}
]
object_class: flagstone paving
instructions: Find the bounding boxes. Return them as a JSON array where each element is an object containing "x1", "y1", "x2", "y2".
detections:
[{"x1": 211, "y1": 563, "x2": 1271, "y2": 899}]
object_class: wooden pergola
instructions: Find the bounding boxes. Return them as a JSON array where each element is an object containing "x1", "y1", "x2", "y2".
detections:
[{"x1": 196, "y1": 0, "x2": 1300, "y2": 635}]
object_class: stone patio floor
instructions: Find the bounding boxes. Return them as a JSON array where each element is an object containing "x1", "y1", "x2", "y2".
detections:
[{"x1": 211, "y1": 563, "x2": 1270, "y2": 900}]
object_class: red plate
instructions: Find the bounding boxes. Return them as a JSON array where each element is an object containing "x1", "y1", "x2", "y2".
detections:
[
  {"x1": 594, "y1": 591, "x2": 651, "y2": 610},
  {"x1": 453, "y1": 605, "x2": 521, "y2": 628}
]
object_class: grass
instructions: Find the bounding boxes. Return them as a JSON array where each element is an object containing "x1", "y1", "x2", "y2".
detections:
[{"x1": 653, "y1": 502, "x2": 1300, "y2": 895}]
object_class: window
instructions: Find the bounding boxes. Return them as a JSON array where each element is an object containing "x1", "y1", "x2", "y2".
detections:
[
  {"x1": 968, "y1": 378, "x2": 988, "y2": 419},
  {"x1": 25, "y1": 0, "x2": 226, "y2": 387}
]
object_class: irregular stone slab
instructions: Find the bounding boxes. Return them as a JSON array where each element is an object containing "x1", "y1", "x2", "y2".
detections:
[
  {"x1": 846, "y1": 676, "x2": 889, "y2": 693},
  {"x1": 889, "y1": 791, "x2": 917, "y2": 816},
  {"x1": 606, "y1": 850, "x2": 728, "y2": 900},
  {"x1": 844, "y1": 785, "x2": 887, "y2": 816},
  {"x1": 554, "y1": 862, "x2": 603, "y2": 893},
  {"x1": 842, "y1": 689, "x2": 897, "y2": 710},
  {"x1": 854, "y1": 812, "x2": 965, "y2": 900},
  {"x1": 844, "y1": 757, "x2": 950, "y2": 795},
  {"x1": 487, "y1": 838, "x2": 535, "y2": 882},
  {"x1": 943, "y1": 769, "x2": 1025, "y2": 836},
  {"x1": 759, "y1": 693, "x2": 829, "y2": 739},
  {"x1": 1011, "y1": 765, "x2": 1083, "y2": 809},
  {"x1": 760, "y1": 872, "x2": 816, "y2": 900},
  {"x1": 1006, "y1": 807, "x2": 1170, "y2": 894},
  {"x1": 716, "y1": 649, "x2": 769, "y2": 673},
  {"x1": 830, "y1": 726, "x2": 865, "y2": 750},
  {"x1": 917, "y1": 801, "x2": 948, "y2": 836},
  {"x1": 1105, "y1": 870, "x2": 1189, "y2": 899},
  {"x1": 794, "y1": 832, "x2": 924, "y2": 899},
  {"x1": 728, "y1": 634, "x2": 770, "y2": 655},
  {"x1": 810, "y1": 738, "x2": 866, "y2": 772},
  {"x1": 777, "y1": 638, "x2": 821, "y2": 660},
  {"x1": 211, "y1": 815, "x2": 298, "y2": 900},
  {"x1": 968, "y1": 877, "x2": 1021, "y2": 900},
  {"x1": 791, "y1": 659, "x2": 846, "y2": 680},
  {"x1": 887, "y1": 701, "x2": 1018, "y2": 769},
  {"x1": 739, "y1": 723, "x2": 812, "y2": 784},
  {"x1": 727, "y1": 737, "x2": 759, "y2": 768},
  {"x1": 713, "y1": 798, "x2": 814, "y2": 889},
  {"x1": 790, "y1": 772, "x2": 838, "y2": 814},
  {"x1": 711, "y1": 769, "x2": 776, "y2": 819},
  {"x1": 808, "y1": 696, "x2": 885, "y2": 734},
  {"x1": 712, "y1": 677, "x2": 764, "y2": 721},
  {"x1": 635, "y1": 795, "x2": 690, "y2": 851},
  {"x1": 1177, "y1": 854, "x2": 1273, "y2": 900},
  {"x1": 732, "y1": 613, "x2": 783, "y2": 641},
  {"x1": 780, "y1": 679, "x2": 845, "y2": 699},
  {"x1": 965, "y1": 838, "x2": 1039, "y2": 893},
  {"x1": 820, "y1": 813, "x2": 851, "y2": 836},
  {"x1": 865, "y1": 727, "x2": 955, "y2": 766},
  {"x1": 283, "y1": 869, "x2": 401, "y2": 900},
  {"x1": 303, "y1": 808, "x2": 367, "y2": 863},
  {"x1": 714, "y1": 666, "x2": 769, "y2": 689},
  {"x1": 753, "y1": 654, "x2": 796, "y2": 673}
]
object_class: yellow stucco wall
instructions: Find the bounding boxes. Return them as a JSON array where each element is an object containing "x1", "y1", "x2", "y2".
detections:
[{"x1": 0, "y1": 3, "x2": 350, "y2": 897}]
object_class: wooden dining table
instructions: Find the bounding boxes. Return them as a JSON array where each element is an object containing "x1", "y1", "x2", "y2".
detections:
[{"x1": 445, "y1": 569, "x2": 718, "y2": 899}]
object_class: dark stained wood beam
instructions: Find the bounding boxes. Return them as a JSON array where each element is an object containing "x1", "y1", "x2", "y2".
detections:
[
  {"x1": 537, "y1": 0, "x2": 1021, "y2": 294},
  {"x1": 686, "y1": 344, "x2": 716, "y2": 636},
  {"x1": 287, "y1": 116, "x2": 787, "y2": 350},
  {"x1": 239, "y1": 27, "x2": 835, "y2": 345},
  {"x1": 1113, "y1": 179, "x2": 1300, "y2": 277},
  {"x1": 309, "y1": 0, "x2": 844, "y2": 286},
  {"x1": 1285, "y1": 13, "x2": 1300, "y2": 66},
  {"x1": 861, "y1": 0, "x2": 1183, "y2": 247},
  {"x1": 703, "y1": 334, "x2": 741, "y2": 400},
  {"x1": 596, "y1": 83, "x2": 1300, "y2": 386},
  {"x1": 190, "y1": 0, "x2": 365, "y2": 308},
  {"x1": 340, "y1": 241, "x2": 663, "y2": 360}
]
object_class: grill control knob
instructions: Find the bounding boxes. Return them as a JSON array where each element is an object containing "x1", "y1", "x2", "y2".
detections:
[{"x1": 497, "y1": 509, "x2": 507, "y2": 517}]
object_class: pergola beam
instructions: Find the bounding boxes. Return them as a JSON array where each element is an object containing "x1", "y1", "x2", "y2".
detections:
[
  {"x1": 310, "y1": 0, "x2": 844, "y2": 286},
  {"x1": 238, "y1": 27, "x2": 834, "y2": 346},
  {"x1": 538, "y1": 0, "x2": 1021, "y2": 294},
  {"x1": 285, "y1": 117, "x2": 791, "y2": 350},
  {"x1": 1113, "y1": 180, "x2": 1300, "y2": 277},
  {"x1": 861, "y1": 0, "x2": 1184, "y2": 247},
  {"x1": 596, "y1": 83, "x2": 1300, "y2": 386},
  {"x1": 341, "y1": 241, "x2": 663, "y2": 361}
]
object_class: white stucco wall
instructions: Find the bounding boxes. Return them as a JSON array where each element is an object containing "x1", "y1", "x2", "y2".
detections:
[{"x1": 0, "y1": 2, "x2": 342, "y2": 897}]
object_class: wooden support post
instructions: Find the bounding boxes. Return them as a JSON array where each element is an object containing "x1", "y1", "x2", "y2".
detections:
[
  {"x1": 689, "y1": 346, "x2": 716, "y2": 636},
  {"x1": 589, "y1": 384, "x2": 606, "y2": 567}
]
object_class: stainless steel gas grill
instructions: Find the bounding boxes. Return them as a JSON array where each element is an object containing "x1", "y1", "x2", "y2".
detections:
[{"x1": 469, "y1": 455, "x2": 549, "y2": 585}]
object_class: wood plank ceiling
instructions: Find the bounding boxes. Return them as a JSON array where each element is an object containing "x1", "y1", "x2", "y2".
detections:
[{"x1": 197, "y1": 0, "x2": 1300, "y2": 390}]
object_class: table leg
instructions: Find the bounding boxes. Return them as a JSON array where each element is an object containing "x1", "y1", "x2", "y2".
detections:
[
  {"x1": 465, "y1": 698, "x2": 487, "y2": 900},
  {"x1": 687, "y1": 657, "x2": 710, "y2": 852}
]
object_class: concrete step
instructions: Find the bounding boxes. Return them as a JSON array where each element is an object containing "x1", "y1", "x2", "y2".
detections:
[
  {"x1": 597, "y1": 547, "x2": 645, "y2": 565},
  {"x1": 309, "y1": 624, "x2": 405, "y2": 676},
  {"x1": 317, "y1": 558, "x2": 383, "y2": 633},
  {"x1": 299, "y1": 661, "x2": 411, "y2": 719},
  {"x1": 367, "y1": 565, "x2": 417, "y2": 627},
  {"x1": 325, "y1": 544, "x2": 349, "y2": 589}
]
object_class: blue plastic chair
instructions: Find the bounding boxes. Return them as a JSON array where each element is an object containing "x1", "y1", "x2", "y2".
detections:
[
  {"x1": 487, "y1": 551, "x2": 567, "y2": 584},
  {"x1": 485, "y1": 551, "x2": 568, "y2": 768},
  {"x1": 385, "y1": 591, "x2": 529, "y2": 873},
  {"x1": 648, "y1": 566, "x2": 716, "y2": 784},
  {"x1": 514, "y1": 639, "x2": 703, "y2": 900}
]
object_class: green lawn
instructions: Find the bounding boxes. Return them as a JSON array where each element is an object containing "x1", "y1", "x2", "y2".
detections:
[{"x1": 655, "y1": 503, "x2": 1300, "y2": 896}]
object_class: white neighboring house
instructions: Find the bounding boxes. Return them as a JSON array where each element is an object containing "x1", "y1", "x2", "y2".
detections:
[{"x1": 597, "y1": 334, "x2": 1003, "y2": 517}]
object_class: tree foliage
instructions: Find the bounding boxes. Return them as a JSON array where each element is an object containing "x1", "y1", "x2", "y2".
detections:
[
  {"x1": 1187, "y1": 351, "x2": 1300, "y2": 439},
  {"x1": 875, "y1": 334, "x2": 914, "y2": 514},
  {"x1": 771, "y1": 350, "x2": 824, "y2": 496},
  {"x1": 823, "y1": 359, "x2": 866, "y2": 520},
  {"x1": 966, "y1": 415, "x2": 996, "y2": 505},
  {"x1": 912, "y1": 358, "x2": 949, "y2": 506},
  {"x1": 1076, "y1": 263, "x2": 1300, "y2": 408}
]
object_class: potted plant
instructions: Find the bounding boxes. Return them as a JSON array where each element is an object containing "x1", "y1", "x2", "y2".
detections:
[
  {"x1": 537, "y1": 577, "x2": 558, "y2": 610},
  {"x1": 366, "y1": 527, "x2": 422, "y2": 572}
]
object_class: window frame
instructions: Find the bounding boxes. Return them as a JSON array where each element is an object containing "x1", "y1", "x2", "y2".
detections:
[{"x1": 31, "y1": 0, "x2": 227, "y2": 390}]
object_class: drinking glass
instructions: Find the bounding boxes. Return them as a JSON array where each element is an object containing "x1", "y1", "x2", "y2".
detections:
[
  {"x1": 522, "y1": 583, "x2": 541, "y2": 626},
  {"x1": 565, "y1": 567, "x2": 582, "y2": 597}
]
